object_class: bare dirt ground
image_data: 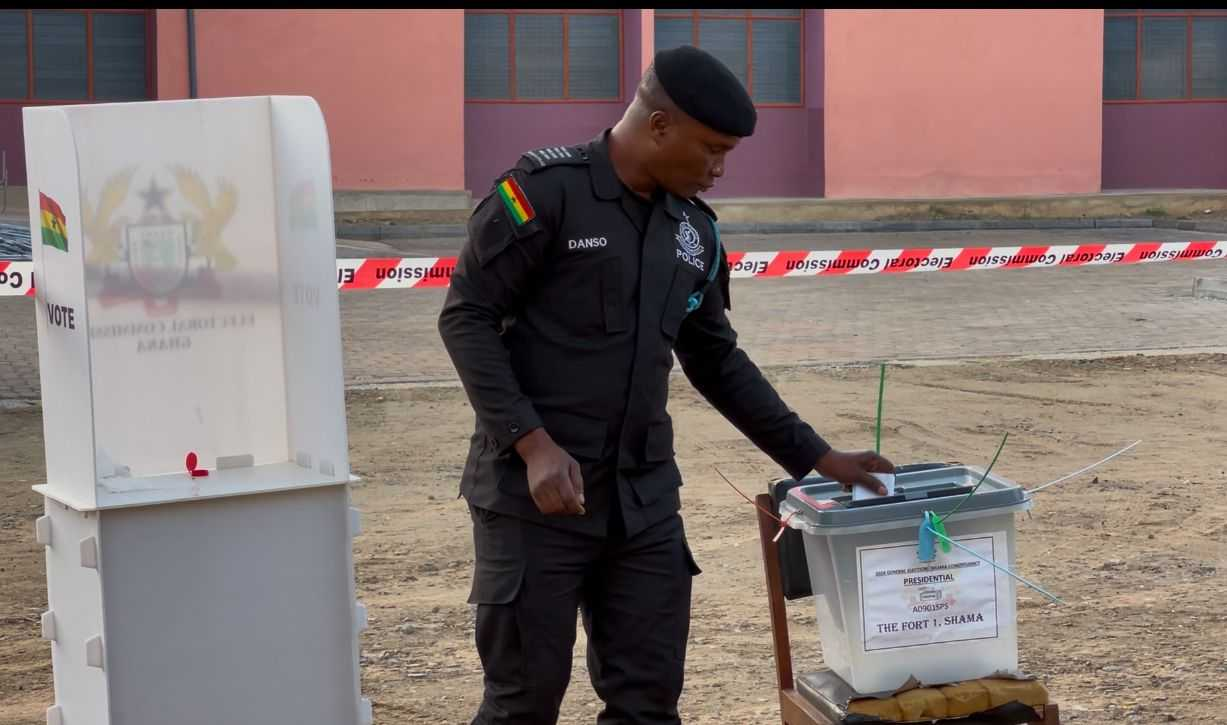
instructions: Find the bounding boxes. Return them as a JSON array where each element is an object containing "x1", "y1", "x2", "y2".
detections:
[{"x1": 3, "y1": 354, "x2": 1226, "y2": 724}]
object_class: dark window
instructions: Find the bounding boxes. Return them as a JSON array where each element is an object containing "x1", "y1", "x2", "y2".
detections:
[
  {"x1": 0, "y1": 10, "x2": 151, "y2": 102},
  {"x1": 654, "y1": 9, "x2": 803, "y2": 105},
  {"x1": 1105, "y1": 10, "x2": 1227, "y2": 101},
  {"x1": 465, "y1": 14, "x2": 510, "y2": 100},
  {"x1": 93, "y1": 13, "x2": 147, "y2": 101},
  {"x1": 515, "y1": 14, "x2": 564, "y2": 99},
  {"x1": 34, "y1": 11, "x2": 87, "y2": 100},
  {"x1": 1193, "y1": 17, "x2": 1227, "y2": 98},
  {"x1": 0, "y1": 11, "x2": 28, "y2": 98},
  {"x1": 568, "y1": 14, "x2": 620, "y2": 99},
  {"x1": 1104, "y1": 17, "x2": 1138, "y2": 99},
  {"x1": 1142, "y1": 17, "x2": 1187, "y2": 99},
  {"x1": 465, "y1": 10, "x2": 622, "y2": 102},
  {"x1": 752, "y1": 18, "x2": 801, "y2": 104}
]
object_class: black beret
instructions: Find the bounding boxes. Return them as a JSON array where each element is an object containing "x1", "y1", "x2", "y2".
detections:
[{"x1": 653, "y1": 44, "x2": 756, "y2": 137}]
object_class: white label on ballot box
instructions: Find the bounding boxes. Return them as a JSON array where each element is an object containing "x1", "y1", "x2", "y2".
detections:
[{"x1": 857, "y1": 533, "x2": 1003, "y2": 652}]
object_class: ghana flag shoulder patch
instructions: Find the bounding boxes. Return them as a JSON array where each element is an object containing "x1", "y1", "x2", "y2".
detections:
[
  {"x1": 39, "y1": 191, "x2": 68, "y2": 252},
  {"x1": 496, "y1": 176, "x2": 535, "y2": 226}
]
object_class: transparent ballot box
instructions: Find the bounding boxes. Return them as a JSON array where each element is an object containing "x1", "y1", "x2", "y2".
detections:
[{"x1": 778, "y1": 466, "x2": 1031, "y2": 694}]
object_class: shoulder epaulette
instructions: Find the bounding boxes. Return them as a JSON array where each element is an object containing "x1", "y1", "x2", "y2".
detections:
[{"x1": 517, "y1": 144, "x2": 590, "y2": 172}]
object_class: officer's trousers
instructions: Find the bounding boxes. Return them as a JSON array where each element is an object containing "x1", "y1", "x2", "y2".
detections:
[{"x1": 468, "y1": 505, "x2": 701, "y2": 725}]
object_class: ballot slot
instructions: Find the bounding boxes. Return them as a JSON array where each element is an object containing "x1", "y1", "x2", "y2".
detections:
[
  {"x1": 925, "y1": 485, "x2": 975, "y2": 499},
  {"x1": 835, "y1": 479, "x2": 975, "y2": 509},
  {"x1": 845, "y1": 494, "x2": 906, "y2": 508}
]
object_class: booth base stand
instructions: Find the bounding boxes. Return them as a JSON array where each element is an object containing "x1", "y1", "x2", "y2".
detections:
[{"x1": 36, "y1": 484, "x2": 371, "y2": 725}]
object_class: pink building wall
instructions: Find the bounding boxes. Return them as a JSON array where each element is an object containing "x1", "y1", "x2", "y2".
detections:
[
  {"x1": 0, "y1": 105, "x2": 25, "y2": 187},
  {"x1": 155, "y1": 10, "x2": 190, "y2": 100},
  {"x1": 464, "y1": 104, "x2": 624, "y2": 195},
  {"x1": 709, "y1": 110, "x2": 812, "y2": 198},
  {"x1": 165, "y1": 9, "x2": 465, "y2": 192},
  {"x1": 6, "y1": 10, "x2": 1222, "y2": 200},
  {"x1": 706, "y1": 9, "x2": 824, "y2": 199},
  {"x1": 806, "y1": 8, "x2": 825, "y2": 198},
  {"x1": 1103, "y1": 103, "x2": 1227, "y2": 189},
  {"x1": 465, "y1": 10, "x2": 825, "y2": 200},
  {"x1": 823, "y1": 10, "x2": 1104, "y2": 199},
  {"x1": 463, "y1": 10, "x2": 651, "y2": 197}
]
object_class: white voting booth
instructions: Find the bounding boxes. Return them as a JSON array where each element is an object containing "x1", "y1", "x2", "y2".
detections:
[{"x1": 25, "y1": 97, "x2": 371, "y2": 725}]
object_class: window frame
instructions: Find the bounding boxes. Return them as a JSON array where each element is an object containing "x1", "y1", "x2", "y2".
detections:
[
  {"x1": 0, "y1": 9, "x2": 155, "y2": 105},
  {"x1": 1104, "y1": 9, "x2": 1227, "y2": 104},
  {"x1": 465, "y1": 8, "x2": 624, "y2": 104},
  {"x1": 653, "y1": 9, "x2": 805, "y2": 108}
]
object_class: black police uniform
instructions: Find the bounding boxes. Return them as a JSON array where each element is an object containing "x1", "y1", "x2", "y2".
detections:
[{"x1": 438, "y1": 131, "x2": 833, "y2": 724}]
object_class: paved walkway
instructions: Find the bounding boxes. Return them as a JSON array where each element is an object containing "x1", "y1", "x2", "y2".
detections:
[{"x1": 2, "y1": 228, "x2": 1225, "y2": 401}]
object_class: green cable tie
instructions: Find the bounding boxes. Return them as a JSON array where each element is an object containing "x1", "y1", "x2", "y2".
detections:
[
  {"x1": 937, "y1": 432, "x2": 1009, "y2": 526},
  {"x1": 874, "y1": 363, "x2": 886, "y2": 454}
]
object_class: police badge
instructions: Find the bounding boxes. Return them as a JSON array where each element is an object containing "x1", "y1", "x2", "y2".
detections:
[{"x1": 675, "y1": 211, "x2": 706, "y2": 271}]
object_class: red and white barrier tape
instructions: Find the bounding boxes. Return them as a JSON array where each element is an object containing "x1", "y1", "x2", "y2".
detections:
[
  {"x1": 4, "y1": 241, "x2": 1225, "y2": 297},
  {"x1": 724, "y1": 240, "x2": 1227, "y2": 278},
  {"x1": 0, "y1": 260, "x2": 34, "y2": 297}
]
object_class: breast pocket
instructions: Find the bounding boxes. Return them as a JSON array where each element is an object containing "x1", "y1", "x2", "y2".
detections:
[
  {"x1": 660, "y1": 265, "x2": 703, "y2": 340},
  {"x1": 600, "y1": 257, "x2": 628, "y2": 333},
  {"x1": 545, "y1": 254, "x2": 627, "y2": 337}
]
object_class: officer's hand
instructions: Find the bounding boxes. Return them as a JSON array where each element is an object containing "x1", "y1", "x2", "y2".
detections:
[
  {"x1": 815, "y1": 449, "x2": 896, "y2": 496},
  {"x1": 514, "y1": 428, "x2": 586, "y2": 516}
]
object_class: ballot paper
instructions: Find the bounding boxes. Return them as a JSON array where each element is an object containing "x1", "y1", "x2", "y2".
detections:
[{"x1": 853, "y1": 472, "x2": 896, "y2": 501}]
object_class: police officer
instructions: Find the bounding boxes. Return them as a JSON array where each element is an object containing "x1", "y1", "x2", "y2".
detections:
[{"x1": 438, "y1": 45, "x2": 894, "y2": 725}]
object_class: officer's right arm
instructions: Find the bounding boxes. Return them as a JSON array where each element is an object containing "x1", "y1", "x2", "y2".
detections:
[
  {"x1": 438, "y1": 174, "x2": 587, "y2": 516},
  {"x1": 437, "y1": 174, "x2": 550, "y2": 455}
]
